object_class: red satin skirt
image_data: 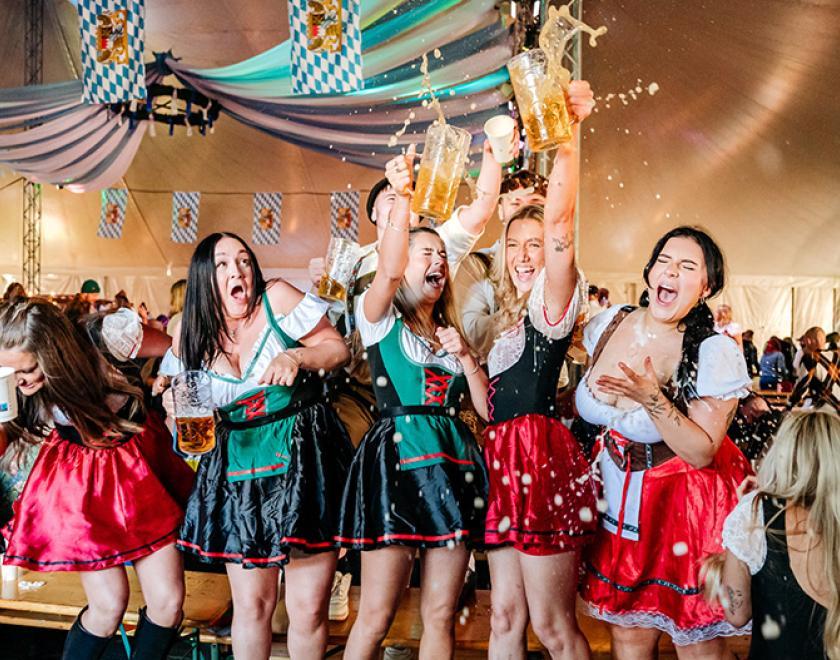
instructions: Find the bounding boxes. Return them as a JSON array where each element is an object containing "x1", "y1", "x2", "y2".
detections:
[
  {"x1": 484, "y1": 413, "x2": 597, "y2": 554},
  {"x1": 580, "y1": 435, "x2": 752, "y2": 645},
  {"x1": 2, "y1": 412, "x2": 194, "y2": 571}
]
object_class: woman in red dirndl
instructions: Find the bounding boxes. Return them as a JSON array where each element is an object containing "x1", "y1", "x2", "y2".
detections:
[
  {"x1": 466, "y1": 82, "x2": 599, "y2": 660},
  {"x1": 0, "y1": 301, "x2": 194, "y2": 659},
  {"x1": 575, "y1": 226, "x2": 753, "y2": 657}
]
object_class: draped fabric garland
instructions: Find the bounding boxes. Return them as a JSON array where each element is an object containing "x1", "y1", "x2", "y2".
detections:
[{"x1": 0, "y1": 0, "x2": 512, "y2": 192}]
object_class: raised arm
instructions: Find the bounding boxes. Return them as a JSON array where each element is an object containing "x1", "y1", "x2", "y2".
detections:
[
  {"x1": 541, "y1": 80, "x2": 594, "y2": 320},
  {"x1": 456, "y1": 141, "x2": 506, "y2": 236},
  {"x1": 363, "y1": 146, "x2": 415, "y2": 325}
]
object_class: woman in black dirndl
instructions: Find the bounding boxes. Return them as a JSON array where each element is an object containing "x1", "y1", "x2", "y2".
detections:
[{"x1": 166, "y1": 232, "x2": 352, "y2": 660}]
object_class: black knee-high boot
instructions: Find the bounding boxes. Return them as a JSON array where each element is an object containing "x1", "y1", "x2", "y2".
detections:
[
  {"x1": 130, "y1": 607, "x2": 182, "y2": 659},
  {"x1": 61, "y1": 607, "x2": 112, "y2": 660}
]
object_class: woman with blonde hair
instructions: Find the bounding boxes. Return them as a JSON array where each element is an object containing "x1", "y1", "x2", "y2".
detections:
[
  {"x1": 166, "y1": 279, "x2": 187, "y2": 338},
  {"x1": 471, "y1": 80, "x2": 598, "y2": 660},
  {"x1": 704, "y1": 409, "x2": 839, "y2": 659}
]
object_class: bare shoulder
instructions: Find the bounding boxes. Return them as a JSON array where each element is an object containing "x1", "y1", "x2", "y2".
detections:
[
  {"x1": 265, "y1": 278, "x2": 305, "y2": 316},
  {"x1": 169, "y1": 317, "x2": 182, "y2": 356}
]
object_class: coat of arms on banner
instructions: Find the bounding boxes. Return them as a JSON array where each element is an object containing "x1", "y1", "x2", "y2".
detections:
[
  {"x1": 78, "y1": 0, "x2": 146, "y2": 104},
  {"x1": 171, "y1": 192, "x2": 200, "y2": 244},
  {"x1": 96, "y1": 10, "x2": 128, "y2": 64},
  {"x1": 252, "y1": 193, "x2": 282, "y2": 245},
  {"x1": 330, "y1": 191, "x2": 359, "y2": 241},
  {"x1": 289, "y1": 0, "x2": 363, "y2": 95},
  {"x1": 97, "y1": 188, "x2": 128, "y2": 239},
  {"x1": 306, "y1": 0, "x2": 341, "y2": 53}
]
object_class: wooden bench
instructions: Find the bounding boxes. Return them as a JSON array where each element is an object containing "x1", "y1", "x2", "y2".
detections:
[{"x1": 0, "y1": 570, "x2": 750, "y2": 658}]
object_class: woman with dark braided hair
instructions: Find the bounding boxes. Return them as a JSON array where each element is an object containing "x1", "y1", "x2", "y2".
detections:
[{"x1": 575, "y1": 227, "x2": 753, "y2": 657}]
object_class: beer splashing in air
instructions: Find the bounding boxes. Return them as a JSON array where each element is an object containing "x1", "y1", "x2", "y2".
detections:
[
  {"x1": 388, "y1": 50, "x2": 446, "y2": 148},
  {"x1": 538, "y1": 3, "x2": 608, "y2": 87}
]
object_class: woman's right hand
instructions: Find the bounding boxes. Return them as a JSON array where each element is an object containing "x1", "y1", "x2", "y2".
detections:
[
  {"x1": 384, "y1": 144, "x2": 416, "y2": 196},
  {"x1": 736, "y1": 476, "x2": 757, "y2": 500},
  {"x1": 151, "y1": 374, "x2": 171, "y2": 397}
]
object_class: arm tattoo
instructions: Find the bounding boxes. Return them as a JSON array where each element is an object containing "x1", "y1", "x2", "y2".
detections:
[
  {"x1": 644, "y1": 391, "x2": 682, "y2": 426},
  {"x1": 552, "y1": 234, "x2": 573, "y2": 253},
  {"x1": 725, "y1": 586, "x2": 744, "y2": 615}
]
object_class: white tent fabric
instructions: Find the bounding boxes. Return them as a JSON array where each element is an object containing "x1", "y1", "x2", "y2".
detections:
[{"x1": 0, "y1": 0, "x2": 837, "y2": 337}]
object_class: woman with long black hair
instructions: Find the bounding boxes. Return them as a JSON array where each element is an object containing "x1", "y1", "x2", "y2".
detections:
[
  {"x1": 166, "y1": 232, "x2": 352, "y2": 660},
  {"x1": 0, "y1": 300, "x2": 194, "y2": 659},
  {"x1": 575, "y1": 226, "x2": 753, "y2": 657}
]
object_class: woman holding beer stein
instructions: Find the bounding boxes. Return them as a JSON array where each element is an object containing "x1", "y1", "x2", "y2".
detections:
[
  {"x1": 166, "y1": 232, "x2": 353, "y2": 660},
  {"x1": 468, "y1": 81, "x2": 597, "y2": 659},
  {"x1": 575, "y1": 225, "x2": 752, "y2": 656},
  {"x1": 0, "y1": 300, "x2": 194, "y2": 659},
  {"x1": 337, "y1": 146, "x2": 488, "y2": 659}
]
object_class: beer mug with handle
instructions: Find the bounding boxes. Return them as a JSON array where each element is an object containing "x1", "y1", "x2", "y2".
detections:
[
  {"x1": 318, "y1": 237, "x2": 361, "y2": 302},
  {"x1": 172, "y1": 370, "x2": 216, "y2": 456}
]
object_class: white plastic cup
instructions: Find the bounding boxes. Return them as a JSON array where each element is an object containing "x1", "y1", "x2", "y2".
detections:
[
  {"x1": 483, "y1": 115, "x2": 517, "y2": 164},
  {"x1": 0, "y1": 367, "x2": 18, "y2": 423},
  {"x1": 1, "y1": 554, "x2": 19, "y2": 582}
]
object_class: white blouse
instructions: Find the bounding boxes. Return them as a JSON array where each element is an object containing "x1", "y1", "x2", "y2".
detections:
[
  {"x1": 722, "y1": 491, "x2": 767, "y2": 575},
  {"x1": 574, "y1": 304, "x2": 752, "y2": 444}
]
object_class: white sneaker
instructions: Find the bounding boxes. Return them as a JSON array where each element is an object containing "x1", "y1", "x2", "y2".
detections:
[
  {"x1": 383, "y1": 645, "x2": 414, "y2": 660},
  {"x1": 328, "y1": 571, "x2": 352, "y2": 621}
]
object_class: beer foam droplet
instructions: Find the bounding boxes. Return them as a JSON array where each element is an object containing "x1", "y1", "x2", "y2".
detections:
[
  {"x1": 498, "y1": 516, "x2": 511, "y2": 533},
  {"x1": 596, "y1": 498, "x2": 608, "y2": 513},
  {"x1": 647, "y1": 82, "x2": 660, "y2": 95},
  {"x1": 672, "y1": 541, "x2": 688, "y2": 556},
  {"x1": 393, "y1": 432, "x2": 403, "y2": 443},
  {"x1": 376, "y1": 376, "x2": 388, "y2": 387},
  {"x1": 464, "y1": 471, "x2": 474, "y2": 483},
  {"x1": 473, "y1": 496, "x2": 485, "y2": 509},
  {"x1": 761, "y1": 616, "x2": 781, "y2": 640},
  {"x1": 579, "y1": 507, "x2": 593, "y2": 522},
  {"x1": 521, "y1": 473, "x2": 532, "y2": 485}
]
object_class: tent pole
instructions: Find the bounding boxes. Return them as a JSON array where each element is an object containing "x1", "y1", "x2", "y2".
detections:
[{"x1": 22, "y1": 0, "x2": 43, "y2": 295}]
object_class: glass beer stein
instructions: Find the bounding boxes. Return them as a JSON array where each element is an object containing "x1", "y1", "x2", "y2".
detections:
[
  {"x1": 318, "y1": 237, "x2": 361, "y2": 302},
  {"x1": 172, "y1": 370, "x2": 216, "y2": 456},
  {"x1": 507, "y1": 48, "x2": 573, "y2": 152},
  {"x1": 411, "y1": 123, "x2": 471, "y2": 221}
]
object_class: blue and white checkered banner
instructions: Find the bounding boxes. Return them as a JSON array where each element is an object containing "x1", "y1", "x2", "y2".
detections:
[
  {"x1": 330, "y1": 191, "x2": 359, "y2": 241},
  {"x1": 77, "y1": 0, "x2": 146, "y2": 104},
  {"x1": 97, "y1": 188, "x2": 128, "y2": 239},
  {"x1": 252, "y1": 193, "x2": 282, "y2": 245},
  {"x1": 171, "y1": 192, "x2": 200, "y2": 244},
  {"x1": 289, "y1": 0, "x2": 363, "y2": 95}
]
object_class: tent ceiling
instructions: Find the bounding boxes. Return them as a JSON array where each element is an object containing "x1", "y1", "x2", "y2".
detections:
[{"x1": 1, "y1": 0, "x2": 838, "y2": 280}]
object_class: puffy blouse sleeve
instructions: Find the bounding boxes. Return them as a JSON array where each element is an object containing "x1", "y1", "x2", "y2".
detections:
[
  {"x1": 278, "y1": 292, "x2": 330, "y2": 342},
  {"x1": 582, "y1": 302, "x2": 624, "y2": 356},
  {"x1": 696, "y1": 334, "x2": 752, "y2": 400},
  {"x1": 100, "y1": 308, "x2": 144, "y2": 362},
  {"x1": 354, "y1": 290, "x2": 396, "y2": 347},
  {"x1": 721, "y1": 491, "x2": 767, "y2": 575},
  {"x1": 158, "y1": 347, "x2": 183, "y2": 377},
  {"x1": 527, "y1": 268, "x2": 584, "y2": 340}
]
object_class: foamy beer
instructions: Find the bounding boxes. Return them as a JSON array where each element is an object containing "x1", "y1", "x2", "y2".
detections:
[
  {"x1": 507, "y1": 48, "x2": 573, "y2": 152},
  {"x1": 172, "y1": 370, "x2": 216, "y2": 456},
  {"x1": 411, "y1": 123, "x2": 471, "y2": 221},
  {"x1": 318, "y1": 237, "x2": 361, "y2": 302},
  {"x1": 0, "y1": 367, "x2": 18, "y2": 423}
]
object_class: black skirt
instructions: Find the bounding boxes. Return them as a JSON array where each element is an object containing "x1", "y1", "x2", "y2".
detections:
[
  {"x1": 178, "y1": 402, "x2": 353, "y2": 568},
  {"x1": 337, "y1": 415, "x2": 488, "y2": 550}
]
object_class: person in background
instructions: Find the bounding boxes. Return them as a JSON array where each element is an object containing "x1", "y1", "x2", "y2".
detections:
[
  {"x1": 80, "y1": 279, "x2": 101, "y2": 305},
  {"x1": 167, "y1": 279, "x2": 187, "y2": 338},
  {"x1": 714, "y1": 303, "x2": 743, "y2": 347},
  {"x1": 759, "y1": 337, "x2": 788, "y2": 390},
  {"x1": 598, "y1": 287, "x2": 611, "y2": 310},
  {"x1": 64, "y1": 293, "x2": 92, "y2": 325},
  {"x1": 454, "y1": 169, "x2": 547, "y2": 358},
  {"x1": 113, "y1": 290, "x2": 131, "y2": 310},
  {"x1": 586, "y1": 284, "x2": 602, "y2": 321},
  {"x1": 742, "y1": 329, "x2": 760, "y2": 378},
  {"x1": 2, "y1": 283, "x2": 26, "y2": 304},
  {"x1": 703, "y1": 410, "x2": 839, "y2": 659},
  {"x1": 793, "y1": 326, "x2": 827, "y2": 380},
  {"x1": 780, "y1": 337, "x2": 796, "y2": 390}
]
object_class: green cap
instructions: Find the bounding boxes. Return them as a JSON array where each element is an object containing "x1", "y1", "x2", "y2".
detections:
[{"x1": 81, "y1": 279, "x2": 101, "y2": 294}]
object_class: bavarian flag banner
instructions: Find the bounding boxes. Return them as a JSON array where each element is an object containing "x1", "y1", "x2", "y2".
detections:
[
  {"x1": 97, "y1": 188, "x2": 128, "y2": 239},
  {"x1": 171, "y1": 192, "x2": 200, "y2": 244},
  {"x1": 77, "y1": 0, "x2": 147, "y2": 104},
  {"x1": 289, "y1": 0, "x2": 363, "y2": 95},
  {"x1": 330, "y1": 191, "x2": 359, "y2": 241},
  {"x1": 252, "y1": 193, "x2": 282, "y2": 245}
]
